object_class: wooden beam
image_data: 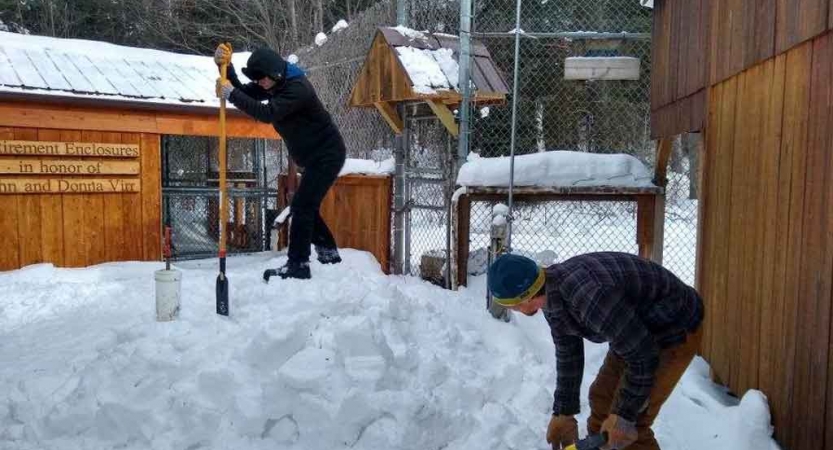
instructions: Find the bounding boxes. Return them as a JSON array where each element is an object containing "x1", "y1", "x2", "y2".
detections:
[
  {"x1": 374, "y1": 102, "x2": 404, "y2": 135},
  {"x1": 653, "y1": 137, "x2": 674, "y2": 187},
  {"x1": 426, "y1": 100, "x2": 459, "y2": 137},
  {"x1": 0, "y1": 101, "x2": 278, "y2": 139},
  {"x1": 637, "y1": 195, "x2": 656, "y2": 259}
]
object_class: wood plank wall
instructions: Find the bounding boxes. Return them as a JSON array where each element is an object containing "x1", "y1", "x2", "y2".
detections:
[
  {"x1": 279, "y1": 174, "x2": 393, "y2": 274},
  {"x1": 699, "y1": 36, "x2": 833, "y2": 450},
  {"x1": 651, "y1": 0, "x2": 833, "y2": 138},
  {"x1": 0, "y1": 127, "x2": 161, "y2": 271},
  {"x1": 348, "y1": 31, "x2": 413, "y2": 107},
  {"x1": 650, "y1": 0, "x2": 710, "y2": 137}
]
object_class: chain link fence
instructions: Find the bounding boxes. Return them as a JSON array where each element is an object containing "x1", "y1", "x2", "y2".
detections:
[{"x1": 289, "y1": 0, "x2": 699, "y2": 285}]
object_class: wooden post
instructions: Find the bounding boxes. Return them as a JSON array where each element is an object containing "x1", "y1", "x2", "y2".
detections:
[
  {"x1": 692, "y1": 133, "x2": 707, "y2": 290},
  {"x1": 637, "y1": 195, "x2": 655, "y2": 259},
  {"x1": 648, "y1": 137, "x2": 674, "y2": 264}
]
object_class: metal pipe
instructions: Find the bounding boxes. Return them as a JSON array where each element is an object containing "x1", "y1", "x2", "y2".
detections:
[
  {"x1": 450, "y1": 186, "x2": 468, "y2": 291},
  {"x1": 393, "y1": 105, "x2": 406, "y2": 275},
  {"x1": 457, "y1": 0, "x2": 473, "y2": 167},
  {"x1": 506, "y1": 0, "x2": 523, "y2": 250},
  {"x1": 472, "y1": 31, "x2": 651, "y2": 40},
  {"x1": 396, "y1": 0, "x2": 408, "y2": 27}
]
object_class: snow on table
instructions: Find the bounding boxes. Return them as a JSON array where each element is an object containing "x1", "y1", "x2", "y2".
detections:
[
  {"x1": 456, "y1": 151, "x2": 655, "y2": 188},
  {"x1": 0, "y1": 252, "x2": 778, "y2": 450}
]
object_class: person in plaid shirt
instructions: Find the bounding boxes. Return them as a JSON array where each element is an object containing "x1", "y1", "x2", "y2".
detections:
[{"x1": 488, "y1": 252, "x2": 704, "y2": 450}]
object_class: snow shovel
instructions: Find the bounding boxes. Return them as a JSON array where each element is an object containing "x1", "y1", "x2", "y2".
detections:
[
  {"x1": 564, "y1": 433, "x2": 608, "y2": 450},
  {"x1": 216, "y1": 47, "x2": 231, "y2": 316}
]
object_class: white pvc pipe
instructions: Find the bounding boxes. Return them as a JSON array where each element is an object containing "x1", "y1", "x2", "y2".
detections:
[{"x1": 154, "y1": 269, "x2": 181, "y2": 322}]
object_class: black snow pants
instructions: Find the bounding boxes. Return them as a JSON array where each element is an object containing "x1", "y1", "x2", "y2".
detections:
[{"x1": 287, "y1": 153, "x2": 345, "y2": 263}]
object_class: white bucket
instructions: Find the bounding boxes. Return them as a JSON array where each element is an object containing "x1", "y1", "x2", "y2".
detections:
[{"x1": 154, "y1": 269, "x2": 182, "y2": 322}]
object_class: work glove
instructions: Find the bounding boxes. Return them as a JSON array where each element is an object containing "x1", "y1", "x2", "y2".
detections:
[
  {"x1": 546, "y1": 414, "x2": 578, "y2": 449},
  {"x1": 216, "y1": 78, "x2": 234, "y2": 100},
  {"x1": 600, "y1": 414, "x2": 638, "y2": 450},
  {"x1": 214, "y1": 42, "x2": 232, "y2": 66}
]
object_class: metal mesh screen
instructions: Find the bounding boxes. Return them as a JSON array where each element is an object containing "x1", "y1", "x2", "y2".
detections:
[{"x1": 162, "y1": 136, "x2": 281, "y2": 260}]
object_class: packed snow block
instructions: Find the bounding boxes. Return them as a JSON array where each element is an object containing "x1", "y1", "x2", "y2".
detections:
[
  {"x1": 333, "y1": 316, "x2": 391, "y2": 383},
  {"x1": 197, "y1": 369, "x2": 237, "y2": 408},
  {"x1": 240, "y1": 324, "x2": 308, "y2": 371},
  {"x1": 93, "y1": 403, "x2": 155, "y2": 442},
  {"x1": 278, "y1": 347, "x2": 336, "y2": 391},
  {"x1": 261, "y1": 414, "x2": 300, "y2": 443}
]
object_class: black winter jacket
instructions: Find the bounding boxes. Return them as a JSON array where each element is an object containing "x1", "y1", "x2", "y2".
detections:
[{"x1": 226, "y1": 48, "x2": 345, "y2": 167}]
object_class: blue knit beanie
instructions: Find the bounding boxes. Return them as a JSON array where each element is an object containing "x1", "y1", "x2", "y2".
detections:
[{"x1": 488, "y1": 254, "x2": 546, "y2": 306}]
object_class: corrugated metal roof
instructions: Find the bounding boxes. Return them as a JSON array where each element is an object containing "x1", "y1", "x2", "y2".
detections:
[{"x1": 0, "y1": 31, "x2": 252, "y2": 108}]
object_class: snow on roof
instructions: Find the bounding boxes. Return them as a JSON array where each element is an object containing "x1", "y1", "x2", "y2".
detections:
[
  {"x1": 456, "y1": 151, "x2": 655, "y2": 188},
  {"x1": 0, "y1": 31, "x2": 254, "y2": 109},
  {"x1": 395, "y1": 47, "x2": 459, "y2": 95}
]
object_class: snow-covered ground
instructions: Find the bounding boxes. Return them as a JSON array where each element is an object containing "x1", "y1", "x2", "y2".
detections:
[{"x1": 0, "y1": 251, "x2": 778, "y2": 450}]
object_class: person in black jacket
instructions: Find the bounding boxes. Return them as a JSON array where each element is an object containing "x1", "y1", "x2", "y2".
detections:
[{"x1": 215, "y1": 44, "x2": 346, "y2": 280}]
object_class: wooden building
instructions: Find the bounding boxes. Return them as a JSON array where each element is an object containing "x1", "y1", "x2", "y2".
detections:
[
  {"x1": 0, "y1": 32, "x2": 398, "y2": 274},
  {"x1": 0, "y1": 32, "x2": 276, "y2": 271},
  {"x1": 650, "y1": 2, "x2": 833, "y2": 449}
]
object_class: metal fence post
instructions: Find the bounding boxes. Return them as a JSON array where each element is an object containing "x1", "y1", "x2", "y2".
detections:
[
  {"x1": 397, "y1": 0, "x2": 408, "y2": 28},
  {"x1": 506, "y1": 0, "x2": 524, "y2": 251},
  {"x1": 457, "y1": 0, "x2": 473, "y2": 167}
]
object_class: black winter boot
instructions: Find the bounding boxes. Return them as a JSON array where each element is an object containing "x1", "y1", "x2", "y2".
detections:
[
  {"x1": 315, "y1": 246, "x2": 342, "y2": 265},
  {"x1": 277, "y1": 260, "x2": 311, "y2": 280},
  {"x1": 263, "y1": 261, "x2": 311, "y2": 283}
]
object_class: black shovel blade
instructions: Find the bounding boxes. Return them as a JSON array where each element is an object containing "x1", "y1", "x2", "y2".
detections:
[{"x1": 216, "y1": 274, "x2": 229, "y2": 316}]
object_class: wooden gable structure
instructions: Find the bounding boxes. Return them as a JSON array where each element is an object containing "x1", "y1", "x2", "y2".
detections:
[{"x1": 349, "y1": 27, "x2": 508, "y2": 136}]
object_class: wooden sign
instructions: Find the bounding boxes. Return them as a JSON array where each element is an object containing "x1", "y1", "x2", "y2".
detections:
[
  {"x1": 0, "y1": 158, "x2": 140, "y2": 175},
  {"x1": 564, "y1": 57, "x2": 641, "y2": 81},
  {"x1": 0, "y1": 140, "x2": 140, "y2": 158},
  {"x1": 0, "y1": 178, "x2": 141, "y2": 194}
]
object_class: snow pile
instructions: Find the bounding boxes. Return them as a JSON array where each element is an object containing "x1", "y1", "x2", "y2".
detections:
[
  {"x1": 456, "y1": 151, "x2": 655, "y2": 188},
  {"x1": 396, "y1": 47, "x2": 460, "y2": 94},
  {"x1": 332, "y1": 20, "x2": 350, "y2": 33},
  {"x1": 0, "y1": 252, "x2": 780, "y2": 450},
  {"x1": 393, "y1": 25, "x2": 428, "y2": 41},
  {"x1": 287, "y1": 54, "x2": 299, "y2": 64},
  {"x1": 338, "y1": 158, "x2": 395, "y2": 177},
  {"x1": 315, "y1": 32, "x2": 328, "y2": 47}
]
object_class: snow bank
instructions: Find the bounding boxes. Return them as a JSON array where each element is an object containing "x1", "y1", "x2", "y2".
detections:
[
  {"x1": 332, "y1": 20, "x2": 349, "y2": 33},
  {"x1": 0, "y1": 252, "x2": 780, "y2": 450},
  {"x1": 456, "y1": 151, "x2": 655, "y2": 188},
  {"x1": 338, "y1": 158, "x2": 395, "y2": 177}
]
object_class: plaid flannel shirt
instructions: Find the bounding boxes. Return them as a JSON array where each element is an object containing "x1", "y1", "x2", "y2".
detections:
[{"x1": 543, "y1": 252, "x2": 703, "y2": 422}]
